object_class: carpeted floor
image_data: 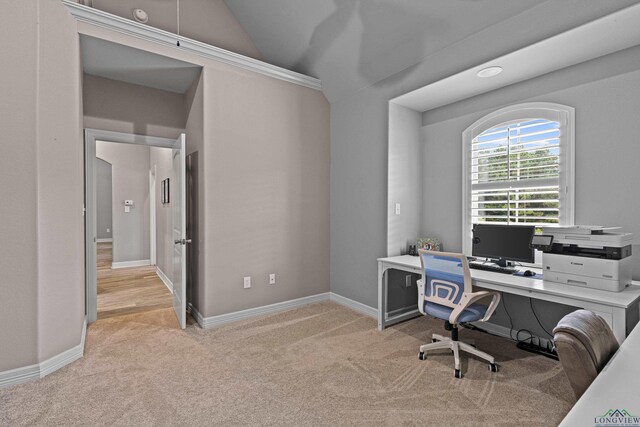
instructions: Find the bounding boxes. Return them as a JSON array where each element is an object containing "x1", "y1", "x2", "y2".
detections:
[{"x1": 0, "y1": 302, "x2": 575, "y2": 426}]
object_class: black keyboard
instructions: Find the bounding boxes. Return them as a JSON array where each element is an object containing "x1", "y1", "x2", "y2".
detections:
[{"x1": 469, "y1": 262, "x2": 515, "y2": 274}]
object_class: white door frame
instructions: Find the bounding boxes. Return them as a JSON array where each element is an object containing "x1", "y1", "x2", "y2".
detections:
[
  {"x1": 149, "y1": 165, "x2": 157, "y2": 266},
  {"x1": 84, "y1": 128, "x2": 178, "y2": 324}
]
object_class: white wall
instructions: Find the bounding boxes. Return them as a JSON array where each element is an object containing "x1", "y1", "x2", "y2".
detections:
[{"x1": 96, "y1": 141, "x2": 151, "y2": 264}]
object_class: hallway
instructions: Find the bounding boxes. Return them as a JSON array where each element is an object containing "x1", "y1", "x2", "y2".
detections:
[{"x1": 97, "y1": 242, "x2": 173, "y2": 319}]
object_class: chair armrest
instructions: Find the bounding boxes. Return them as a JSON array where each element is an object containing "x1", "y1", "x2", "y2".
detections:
[{"x1": 448, "y1": 290, "x2": 501, "y2": 324}]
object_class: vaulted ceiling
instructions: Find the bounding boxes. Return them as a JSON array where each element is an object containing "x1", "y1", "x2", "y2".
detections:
[{"x1": 224, "y1": 0, "x2": 639, "y2": 103}]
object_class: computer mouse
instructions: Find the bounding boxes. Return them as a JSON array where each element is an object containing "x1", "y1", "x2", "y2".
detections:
[{"x1": 523, "y1": 270, "x2": 535, "y2": 277}]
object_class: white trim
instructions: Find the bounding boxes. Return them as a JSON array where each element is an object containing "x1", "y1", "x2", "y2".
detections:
[
  {"x1": 156, "y1": 267, "x2": 174, "y2": 294},
  {"x1": 149, "y1": 166, "x2": 156, "y2": 266},
  {"x1": 189, "y1": 292, "x2": 377, "y2": 330},
  {"x1": 195, "y1": 293, "x2": 331, "y2": 329},
  {"x1": 85, "y1": 128, "x2": 177, "y2": 325},
  {"x1": 111, "y1": 259, "x2": 151, "y2": 269},
  {"x1": 329, "y1": 292, "x2": 378, "y2": 318},
  {"x1": 96, "y1": 238, "x2": 112, "y2": 243},
  {"x1": 62, "y1": 1, "x2": 322, "y2": 91},
  {"x1": 0, "y1": 364, "x2": 40, "y2": 389},
  {"x1": 0, "y1": 318, "x2": 87, "y2": 389},
  {"x1": 187, "y1": 302, "x2": 204, "y2": 327}
]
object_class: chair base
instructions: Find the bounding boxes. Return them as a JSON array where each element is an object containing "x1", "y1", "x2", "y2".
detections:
[{"x1": 418, "y1": 333, "x2": 498, "y2": 378}]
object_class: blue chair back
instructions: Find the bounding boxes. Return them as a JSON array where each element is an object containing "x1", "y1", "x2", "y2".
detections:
[{"x1": 419, "y1": 250, "x2": 471, "y2": 309}]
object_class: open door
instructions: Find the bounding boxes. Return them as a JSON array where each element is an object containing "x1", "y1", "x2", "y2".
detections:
[{"x1": 172, "y1": 133, "x2": 187, "y2": 329}]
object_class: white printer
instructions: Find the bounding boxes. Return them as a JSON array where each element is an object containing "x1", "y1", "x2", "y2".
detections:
[{"x1": 532, "y1": 226, "x2": 634, "y2": 292}]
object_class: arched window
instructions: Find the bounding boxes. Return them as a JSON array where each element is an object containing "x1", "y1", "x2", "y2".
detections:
[{"x1": 462, "y1": 102, "x2": 575, "y2": 258}]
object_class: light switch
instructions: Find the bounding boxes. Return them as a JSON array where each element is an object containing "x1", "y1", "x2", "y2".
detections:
[
  {"x1": 125, "y1": 206, "x2": 130, "y2": 213},
  {"x1": 395, "y1": 203, "x2": 401, "y2": 215}
]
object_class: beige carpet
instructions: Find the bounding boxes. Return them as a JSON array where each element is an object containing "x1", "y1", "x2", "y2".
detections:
[{"x1": 0, "y1": 302, "x2": 574, "y2": 426}]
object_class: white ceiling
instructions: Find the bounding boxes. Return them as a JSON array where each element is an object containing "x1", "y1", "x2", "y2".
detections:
[
  {"x1": 392, "y1": 3, "x2": 640, "y2": 112},
  {"x1": 224, "y1": 0, "x2": 640, "y2": 104},
  {"x1": 80, "y1": 35, "x2": 202, "y2": 94}
]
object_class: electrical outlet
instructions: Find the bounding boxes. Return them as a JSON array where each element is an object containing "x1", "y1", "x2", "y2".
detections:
[
  {"x1": 106, "y1": 228, "x2": 110, "y2": 233},
  {"x1": 243, "y1": 276, "x2": 251, "y2": 289},
  {"x1": 269, "y1": 273, "x2": 276, "y2": 285}
]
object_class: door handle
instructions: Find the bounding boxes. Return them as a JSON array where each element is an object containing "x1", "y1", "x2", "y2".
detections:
[{"x1": 174, "y1": 239, "x2": 192, "y2": 245}]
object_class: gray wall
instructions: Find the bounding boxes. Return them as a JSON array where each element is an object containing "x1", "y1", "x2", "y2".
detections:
[
  {"x1": 419, "y1": 47, "x2": 640, "y2": 337},
  {"x1": 329, "y1": 1, "x2": 639, "y2": 312},
  {"x1": 96, "y1": 142, "x2": 151, "y2": 264},
  {"x1": 150, "y1": 147, "x2": 175, "y2": 278},
  {"x1": 422, "y1": 45, "x2": 640, "y2": 277},
  {"x1": 83, "y1": 74, "x2": 186, "y2": 140},
  {"x1": 387, "y1": 103, "x2": 422, "y2": 256},
  {"x1": 79, "y1": 22, "x2": 331, "y2": 319},
  {"x1": 96, "y1": 158, "x2": 113, "y2": 240},
  {"x1": 1, "y1": 0, "x2": 84, "y2": 373},
  {"x1": 1, "y1": 0, "x2": 39, "y2": 372},
  {"x1": 203, "y1": 65, "x2": 330, "y2": 316}
]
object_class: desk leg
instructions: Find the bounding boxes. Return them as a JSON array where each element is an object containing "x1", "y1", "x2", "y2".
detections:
[
  {"x1": 378, "y1": 263, "x2": 386, "y2": 331},
  {"x1": 611, "y1": 307, "x2": 627, "y2": 345}
]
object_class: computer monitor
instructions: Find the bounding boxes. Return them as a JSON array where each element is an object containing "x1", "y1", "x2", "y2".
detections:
[{"x1": 472, "y1": 224, "x2": 535, "y2": 267}]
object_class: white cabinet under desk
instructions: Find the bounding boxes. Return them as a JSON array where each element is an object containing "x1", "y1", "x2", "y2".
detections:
[{"x1": 377, "y1": 255, "x2": 640, "y2": 344}]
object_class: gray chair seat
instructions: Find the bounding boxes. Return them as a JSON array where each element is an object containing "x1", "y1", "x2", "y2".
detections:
[{"x1": 424, "y1": 302, "x2": 487, "y2": 323}]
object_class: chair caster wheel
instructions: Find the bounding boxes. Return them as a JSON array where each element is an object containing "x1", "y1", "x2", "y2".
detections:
[
  {"x1": 454, "y1": 369, "x2": 462, "y2": 379},
  {"x1": 418, "y1": 352, "x2": 426, "y2": 360},
  {"x1": 488, "y1": 363, "x2": 498, "y2": 373},
  {"x1": 432, "y1": 338, "x2": 438, "y2": 343}
]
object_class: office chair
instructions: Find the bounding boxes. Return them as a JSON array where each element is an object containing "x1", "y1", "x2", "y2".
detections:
[
  {"x1": 553, "y1": 309, "x2": 619, "y2": 399},
  {"x1": 417, "y1": 250, "x2": 501, "y2": 378}
]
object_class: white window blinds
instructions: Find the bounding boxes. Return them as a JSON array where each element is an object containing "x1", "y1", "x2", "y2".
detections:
[
  {"x1": 461, "y1": 102, "x2": 575, "y2": 257},
  {"x1": 471, "y1": 119, "x2": 560, "y2": 225}
]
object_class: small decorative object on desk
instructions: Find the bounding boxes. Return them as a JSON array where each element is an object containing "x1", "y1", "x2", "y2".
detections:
[
  {"x1": 418, "y1": 237, "x2": 441, "y2": 252},
  {"x1": 408, "y1": 245, "x2": 418, "y2": 256}
]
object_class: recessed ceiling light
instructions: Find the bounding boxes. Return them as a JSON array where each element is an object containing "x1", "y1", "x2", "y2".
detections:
[
  {"x1": 132, "y1": 8, "x2": 149, "y2": 23},
  {"x1": 476, "y1": 66, "x2": 503, "y2": 78}
]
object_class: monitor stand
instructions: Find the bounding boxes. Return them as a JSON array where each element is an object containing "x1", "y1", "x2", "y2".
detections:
[{"x1": 491, "y1": 258, "x2": 508, "y2": 267}]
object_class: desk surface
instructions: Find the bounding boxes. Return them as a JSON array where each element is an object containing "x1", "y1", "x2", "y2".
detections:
[
  {"x1": 378, "y1": 255, "x2": 640, "y2": 309},
  {"x1": 559, "y1": 322, "x2": 640, "y2": 426}
]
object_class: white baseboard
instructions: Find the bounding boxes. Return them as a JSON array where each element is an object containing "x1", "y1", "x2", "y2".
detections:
[
  {"x1": 96, "y1": 238, "x2": 112, "y2": 243},
  {"x1": 190, "y1": 292, "x2": 378, "y2": 330},
  {"x1": 187, "y1": 302, "x2": 204, "y2": 326},
  {"x1": 329, "y1": 292, "x2": 378, "y2": 318},
  {"x1": 194, "y1": 293, "x2": 331, "y2": 329},
  {"x1": 111, "y1": 259, "x2": 151, "y2": 269},
  {"x1": 156, "y1": 267, "x2": 174, "y2": 294},
  {"x1": 0, "y1": 317, "x2": 86, "y2": 389}
]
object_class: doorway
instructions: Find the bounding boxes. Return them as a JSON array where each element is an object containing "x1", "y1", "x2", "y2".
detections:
[{"x1": 85, "y1": 129, "x2": 188, "y2": 328}]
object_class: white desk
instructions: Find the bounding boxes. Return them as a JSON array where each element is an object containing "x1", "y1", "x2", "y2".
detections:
[
  {"x1": 559, "y1": 321, "x2": 640, "y2": 426},
  {"x1": 377, "y1": 255, "x2": 640, "y2": 343}
]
